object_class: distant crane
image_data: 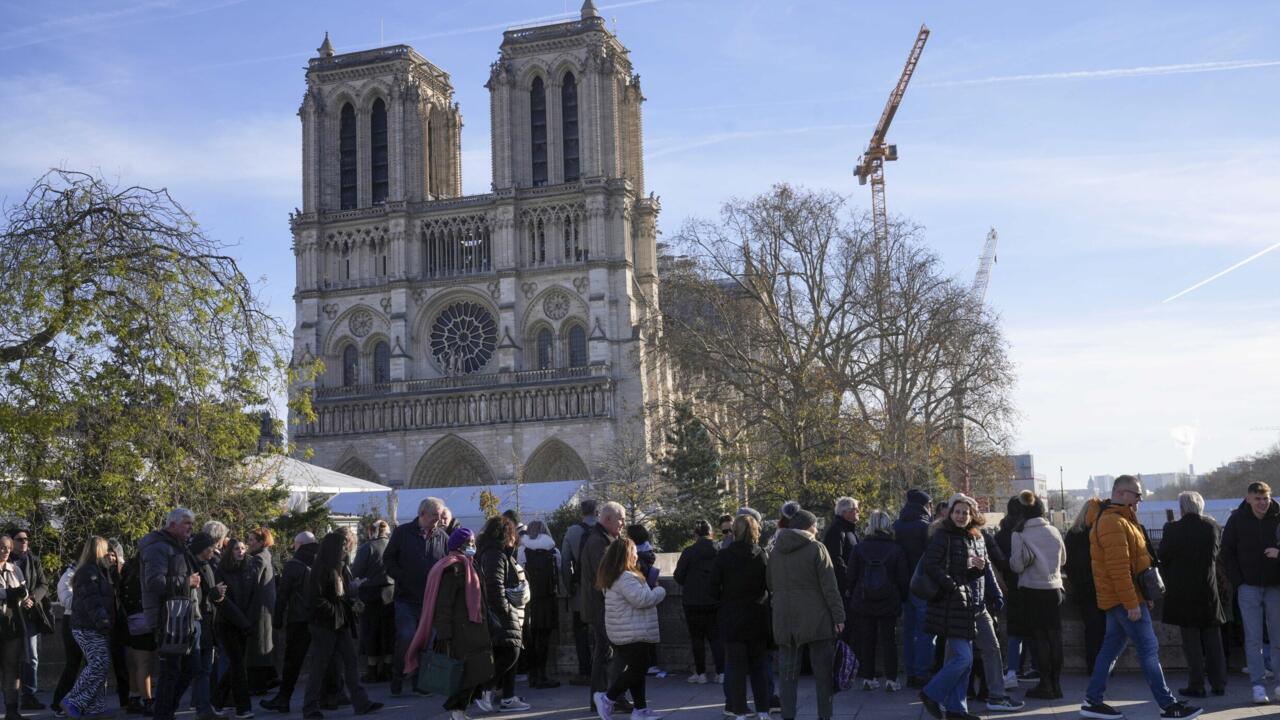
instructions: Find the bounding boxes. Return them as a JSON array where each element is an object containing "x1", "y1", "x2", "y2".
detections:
[
  {"x1": 854, "y1": 24, "x2": 930, "y2": 245},
  {"x1": 972, "y1": 228, "x2": 999, "y2": 302}
]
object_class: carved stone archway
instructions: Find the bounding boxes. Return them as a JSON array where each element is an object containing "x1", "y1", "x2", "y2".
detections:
[
  {"x1": 410, "y1": 435, "x2": 496, "y2": 488},
  {"x1": 523, "y1": 438, "x2": 590, "y2": 484},
  {"x1": 337, "y1": 456, "x2": 380, "y2": 484}
]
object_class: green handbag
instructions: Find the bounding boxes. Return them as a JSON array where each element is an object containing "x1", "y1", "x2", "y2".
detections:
[{"x1": 416, "y1": 646, "x2": 464, "y2": 697}]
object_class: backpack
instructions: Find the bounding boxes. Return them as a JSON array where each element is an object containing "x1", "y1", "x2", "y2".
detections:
[
  {"x1": 857, "y1": 555, "x2": 894, "y2": 603},
  {"x1": 568, "y1": 521, "x2": 592, "y2": 592},
  {"x1": 523, "y1": 548, "x2": 558, "y2": 599},
  {"x1": 832, "y1": 638, "x2": 859, "y2": 692}
]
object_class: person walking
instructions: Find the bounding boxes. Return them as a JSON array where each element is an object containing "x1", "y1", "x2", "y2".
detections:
[
  {"x1": 1078, "y1": 475, "x2": 1201, "y2": 720},
  {"x1": 1064, "y1": 502, "x2": 1106, "y2": 676},
  {"x1": 1009, "y1": 491, "x2": 1066, "y2": 700},
  {"x1": 711, "y1": 514, "x2": 771, "y2": 720},
  {"x1": 767, "y1": 510, "x2": 843, "y2": 720},
  {"x1": 593, "y1": 537, "x2": 666, "y2": 720},
  {"x1": 559, "y1": 500, "x2": 598, "y2": 687},
  {"x1": 893, "y1": 489, "x2": 934, "y2": 688},
  {"x1": 118, "y1": 551, "x2": 154, "y2": 716},
  {"x1": 0, "y1": 536, "x2": 33, "y2": 720},
  {"x1": 352, "y1": 521, "x2": 394, "y2": 684},
  {"x1": 62, "y1": 537, "x2": 117, "y2": 719},
  {"x1": 299, "y1": 531, "x2": 383, "y2": 720},
  {"x1": 1158, "y1": 491, "x2": 1228, "y2": 699},
  {"x1": 474, "y1": 516, "x2": 530, "y2": 714},
  {"x1": 261, "y1": 533, "x2": 318, "y2": 713},
  {"x1": 139, "y1": 509, "x2": 202, "y2": 720},
  {"x1": 215, "y1": 540, "x2": 255, "y2": 719},
  {"x1": 674, "y1": 520, "x2": 723, "y2": 685},
  {"x1": 6, "y1": 530, "x2": 48, "y2": 713},
  {"x1": 405, "y1": 528, "x2": 493, "y2": 720},
  {"x1": 848, "y1": 510, "x2": 909, "y2": 693},
  {"x1": 917, "y1": 494, "x2": 988, "y2": 720},
  {"x1": 384, "y1": 498, "x2": 450, "y2": 696},
  {"x1": 1220, "y1": 480, "x2": 1280, "y2": 704},
  {"x1": 517, "y1": 521, "x2": 560, "y2": 689},
  {"x1": 580, "y1": 503, "x2": 630, "y2": 713}
]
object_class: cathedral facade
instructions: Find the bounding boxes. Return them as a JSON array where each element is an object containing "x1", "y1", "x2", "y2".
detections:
[{"x1": 289, "y1": 2, "x2": 668, "y2": 489}]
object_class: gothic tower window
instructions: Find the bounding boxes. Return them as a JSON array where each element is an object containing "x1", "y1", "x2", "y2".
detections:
[
  {"x1": 567, "y1": 324, "x2": 587, "y2": 367},
  {"x1": 373, "y1": 340, "x2": 390, "y2": 383},
  {"x1": 339, "y1": 103, "x2": 357, "y2": 210},
  {"x1": 371, "y1": 98, "x2": 389, "y2": 204},
  {"x1": 342, "y1": 344, "x2": 359, "y2": 386},
  {"x1": 561, "y1": 72, "x2": 579, "y2": 182},
  {"x1": 536, "y1": 328, "x2": 554, "y2": 370},
  {"x1": 530, "y1": 77, "x2": 548, "y2": 186}
]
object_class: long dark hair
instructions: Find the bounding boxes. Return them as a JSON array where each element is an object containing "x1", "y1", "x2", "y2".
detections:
[
  {"x1": 309, "y1": 531, "x2": 347, "y2": 597},
  {"x1": 477, "y1": 516, "x2": 517, "y2": 551}
]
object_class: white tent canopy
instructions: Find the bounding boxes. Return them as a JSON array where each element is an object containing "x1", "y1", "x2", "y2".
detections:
[
  {"x1": 326, "y1": 480, "x2": 587, "y2": 531},
  {"x1": 244, "y1": 455, "x2": 392, "y2": 512}
]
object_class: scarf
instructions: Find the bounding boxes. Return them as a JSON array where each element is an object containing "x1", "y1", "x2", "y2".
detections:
[{"x1": 403, "y1": 551, "x2": 482, "y2": 675}]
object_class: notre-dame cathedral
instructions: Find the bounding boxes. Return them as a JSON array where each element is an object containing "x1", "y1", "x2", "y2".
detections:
[{"x1": 289, "y1": 1, "x2": 669, "y2": 489}]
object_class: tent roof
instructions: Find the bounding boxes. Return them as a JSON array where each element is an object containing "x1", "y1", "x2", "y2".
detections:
[
  {"x1": 246, "y1": 455, "x2": 392, "y2": 494},
  {"x1": 327, "y1": 481, "x2": 586, "y2": 526}
]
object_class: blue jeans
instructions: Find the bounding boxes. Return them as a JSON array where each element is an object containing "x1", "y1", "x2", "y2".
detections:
[
  {"x1": 1086, "y1": 604, "x2": 1175, "y2": 709},
  {"x1": 923, "y1": 638, "x2": 972, "y2": 713},
  {"x1": 190, "y1": 624, "x2": 215, "y2": 715},
  {"x1": 393, "y1": 601, "x2": 423, "y2": 681},
  {"x1": 902, "y1": 594, "x2": 934, "y2": 678},
  {"x1": 1237, "y1": 584, "x2": 1280, "y2": 687},
  {"x1": 21, "y1": 626, "x2": 39, "y2": 700}
]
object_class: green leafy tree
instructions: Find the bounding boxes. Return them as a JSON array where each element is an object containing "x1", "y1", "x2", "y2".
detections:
[
  {"x1": 479, "y1": 489, "x2": 500, "y2": 520},
  {"x1": 0, "y1": 170, "x2": 303, "y2": 566},
  {"x1": 654, "y1": 402, "x2": 726, "y2": 550}
]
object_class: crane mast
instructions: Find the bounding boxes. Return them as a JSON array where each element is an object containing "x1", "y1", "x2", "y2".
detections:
[
  {"x1": 972, "y1": 228, "x2": 999, "y2": 302},
  {"x1": 854, "y1": 24, "x2": 930, "y2": 245}
]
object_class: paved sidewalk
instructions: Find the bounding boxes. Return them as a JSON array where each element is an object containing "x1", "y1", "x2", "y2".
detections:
[{"x1": 287, "y1": 672, "x2": 1280, "y2": 720}]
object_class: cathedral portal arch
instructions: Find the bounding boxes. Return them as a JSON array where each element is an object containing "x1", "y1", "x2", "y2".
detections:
[
  {"x1": 411, "y1": 434, "x2": 495, "y2": 488},
  {"x1": 523, "y1": 437, "x2": 590, "y2": 484}
]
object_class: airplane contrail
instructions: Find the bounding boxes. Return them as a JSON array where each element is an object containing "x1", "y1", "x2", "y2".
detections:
[
  {"x1": 1162, "y1": 240, "x2": 1280, "y2": 303},
  {"x1": 924, "y1": 59, "x2": 1280, "y2": 88}
]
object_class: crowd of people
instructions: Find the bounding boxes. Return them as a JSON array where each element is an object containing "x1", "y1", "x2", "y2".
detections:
[{"x1": 3, "y1": 475, "x2": 1280, "y2": 720}]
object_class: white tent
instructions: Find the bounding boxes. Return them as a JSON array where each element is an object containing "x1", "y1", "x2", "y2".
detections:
[
  {"x1": 326, "y1": 480, "x2": 587, "y2": 531},
  {"x1": 244, "y1": 455, "x2": 392, "y2": 512}
]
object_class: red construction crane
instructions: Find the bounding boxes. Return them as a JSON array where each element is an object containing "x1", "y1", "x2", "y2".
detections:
[{"x1": 854, "y1": 24, "x2": 930, "y2": 245}]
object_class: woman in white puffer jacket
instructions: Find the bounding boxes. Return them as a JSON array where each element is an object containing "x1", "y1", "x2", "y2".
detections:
[{"x1": 594, "y1": 537, "x2": 666, "y2": 720}]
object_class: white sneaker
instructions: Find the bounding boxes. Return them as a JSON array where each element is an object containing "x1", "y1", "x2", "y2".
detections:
[
  {"x1": 475, "y1": 690, "x2": 494, "y2": 713},
  {"x1": 632, "y1": 710, "x2": 664, "y2": 720},
  {"x1": 451, "y1": 712, "x2": 471, "y2": 720},
  {"x1": 687, "y1": 673, "x2": 707, "y2": 684},
  {"x1": 1003, "y1": 670, "x2": 1019, "y2": 691},
  {"x1": 861, "y1": 679, "x2": 880, "y2": 691},
  {"x1": 884, "y1": 679, "x2": 901, "y2": 693},
  {"x1": 714, "y1": 673, "x2": 725, "y2": 684},
  {"x1": 594, "y1": 692, "x2": 614, "y2": 720},
  {"x1": 1252, "y1": 685, "x2": 1270, "y2": 704},
  {"x1": 499, "y1": 697, "x2": 530, "y2": 712}
]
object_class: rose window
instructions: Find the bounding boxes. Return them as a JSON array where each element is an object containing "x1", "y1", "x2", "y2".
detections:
[{"x1": 429, "y1": 302, "x2": 497, "y2": 375}]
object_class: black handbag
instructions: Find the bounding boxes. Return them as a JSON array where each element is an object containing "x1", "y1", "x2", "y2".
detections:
[{"x1": 909, "y1": 535, "x2": 949, "y2": 602}]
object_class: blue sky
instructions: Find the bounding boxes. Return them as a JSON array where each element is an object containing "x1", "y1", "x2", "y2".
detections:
[{"x1": 3, "y1": 1, "x2": 1278, "y2": 489}]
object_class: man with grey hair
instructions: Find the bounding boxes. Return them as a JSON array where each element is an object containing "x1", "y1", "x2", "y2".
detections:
[
  {"x1": 139, "y1": 508, "x2": 202, "y2": 720},
  {"x1": 822, "y1": 496, "x2": 861, "y2": 603},
  {"x1": 1157, "y1": 491, "x2": 1227, "y2": 699},
  {"x1": 383, "y1": 496, "x2": 449, "y2": 695}
]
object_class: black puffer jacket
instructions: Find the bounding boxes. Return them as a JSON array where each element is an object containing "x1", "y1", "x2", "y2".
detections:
[
  {"x1": 1221, "y1": 498, "x2": 1280, "y2": 588},
  {"x1": 923, "y1": 522, "x2": 987, "y2": 640},
  {"x1": 848, "y1": 533, "x2": 909, "y2": 617},
  {"x1": 674, "y1": 537, "x2": 719, "y2": 608},
  {"x1": 216, "y1": 555, "x2": 253, "y2": 636},
  {"x1": 275, "y1": 542, "x2": 318, "y2": 628},
  {"x1": 710, "y1": 540, "x2": 770, "y2": 645},
  {"x1": 479, "y1": 541, "x2": 525, "y2": 648},
  {"x1": 70, "y1": 563, "x2": 116, "y2": 633}
]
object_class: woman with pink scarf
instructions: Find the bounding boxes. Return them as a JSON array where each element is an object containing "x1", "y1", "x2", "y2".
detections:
[{"x1": 405, "y1": 528, "x2": 493, "y2": 720}]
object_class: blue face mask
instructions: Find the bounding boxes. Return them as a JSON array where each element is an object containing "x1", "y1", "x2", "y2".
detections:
[{"x1": 463, "y1": 546, "x2": 477, "y2": 557}]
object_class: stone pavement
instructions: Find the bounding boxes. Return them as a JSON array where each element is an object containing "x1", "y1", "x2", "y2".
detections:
[{"x1": 241, "y1": 672, "x2": 1277, "y2": 720}]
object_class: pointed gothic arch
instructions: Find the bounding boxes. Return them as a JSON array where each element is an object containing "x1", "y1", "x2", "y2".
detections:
[
  {"x1": 523, "y1": 438, "x2": 590, "y2": 484},
  {"x1": 410, "y1": 435, "x2": 495, "y2": 488},
  {"x1": 337, "y1": 456, "x2": 379, "y2": 483}
]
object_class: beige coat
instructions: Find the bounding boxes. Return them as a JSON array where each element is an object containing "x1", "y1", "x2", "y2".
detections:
[{"x1": 604, "y1": 571, "x2": 665, "y2": 645}]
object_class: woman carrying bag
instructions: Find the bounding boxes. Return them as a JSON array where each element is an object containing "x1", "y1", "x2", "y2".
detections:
[
  {"x1": 405, "y1": 528, "x2": 494, "y2": 720},
  {"x1": 1009, "y1": 491, "x2": 1066, "y2": 700},
  {"x1": 62, "y1": 537, "x2": 116, "y2": 719}
]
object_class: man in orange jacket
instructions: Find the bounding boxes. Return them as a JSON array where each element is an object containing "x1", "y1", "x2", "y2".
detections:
[{"x1": 1078, "y1": 475, "x2": 1202, "y2": 720}]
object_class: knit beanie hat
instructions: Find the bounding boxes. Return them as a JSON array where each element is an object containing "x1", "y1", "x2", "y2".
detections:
[
  {"x1": 780, "y1": 500, "x2": 801, "y2": 520},
  {"x1": 906, "y1": 488, "x2": 932, "y2": 508},
  {"x1": 947, "y1": 493, "x2": 979, "y2": 515},
  {"x1": 189, "y1": 532, "x2": 216, "y2": 557},
  {"x1": 107, "y1": 538, "x2": 125, "y2": 561},
  {"x1": 447, "y1": 527, "x2": 474, "y2": 552},
  {"x1": 790, "y1": 509, "x2": 818, "y2": 532},
  {"x1": 1018, "y1": 490, "x2": 1045, "y2": 519}
]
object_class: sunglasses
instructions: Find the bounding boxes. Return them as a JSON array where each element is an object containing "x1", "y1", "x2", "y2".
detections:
[
  {"x1": 720, "y1": 528, "x2": 732, "y2": 534},
  {"x1": 13, "y1": 536, "x2": 29, "y2": 542}
]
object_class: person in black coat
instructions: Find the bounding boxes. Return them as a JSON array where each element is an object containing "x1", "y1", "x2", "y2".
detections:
[
  {"x1": 352, "y1": 521, "x2": 394, "y2": 684},
  {"x1": 244, "y1": 529, "x2": 278, "y2": 695},
  {"x1": 215, "y1": 540, "x2": 255, "y2": 718},
  {"x1": 674, "y1": 520, "x2": 723, "y2": 683},
  {"x1": 382, "y1": 498, "x2": 449, "y2": 696},
  {"x1": 261, "y1": 533, "x2": 319, "y2": 713},
  {"x1": 710, "y1": 515, "x2": 771, "y2": 718},
  {"x1": 847, "y1": 511, "x2": 909, "y2": 691},
  {"x1": 919, "y1": 494, "x2": 988, "y2": 720},
  {"x1": 476, "y1": 517, "x2": 529, "y2": 713},
  {"x1": 1063, "y1": 503, "x2": 1104, "y2": 676},
  {"x1": 63, "y1": 537, "x2": 117, "y2": 719},
  {"x1": 6, "y1": 529, "x2": 49, "y2": 712},
  {"x1": 993, "y1": 497, "x2": 1031, "y2": 682},
  {"x1": 821, "y1": 498, "x2": 860, "y2": 602},
  {"x1": 893, "y1": 489, "x2": 933, "y2": 686},
  {"x1": 1158, "y1": 492, "x2": 1229, "y2": 697}
]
